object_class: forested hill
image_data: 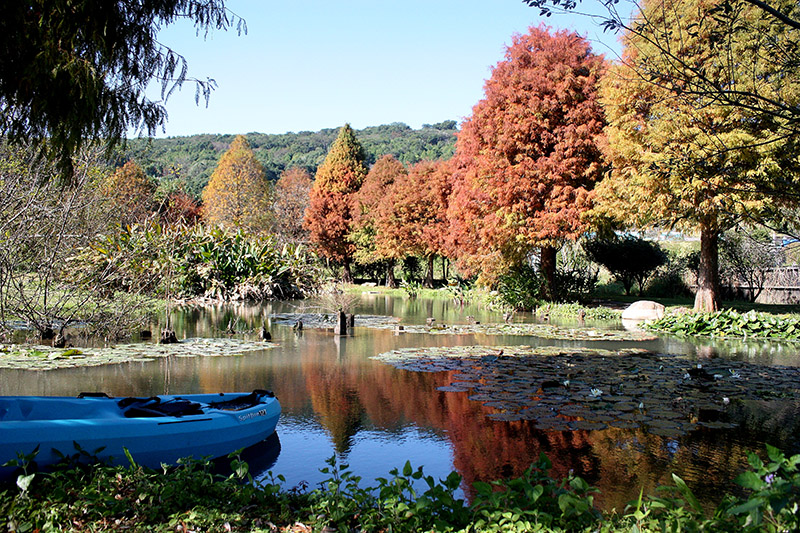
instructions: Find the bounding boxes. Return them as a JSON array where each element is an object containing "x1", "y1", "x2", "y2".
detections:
[{"x1": 121, "y1": 121, "x2": 458, "y2": 198}]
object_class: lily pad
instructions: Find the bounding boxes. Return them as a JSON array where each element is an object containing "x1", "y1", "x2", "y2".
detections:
[
  {"x1": 371, "y1": 343, "x2": 800, "y2": 437},
  {"x1": 0, "y1": 338, "x2": 277, "y2": 371}
]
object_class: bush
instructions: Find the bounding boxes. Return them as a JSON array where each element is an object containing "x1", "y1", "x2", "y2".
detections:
[
  {"x1": 71, "y1": 222, "x2": 323, "y2": 301},
  {"x1": 494, "y1": 264, "x2": 544, "y2": 311},
  {"x1": 584, "y1": 235, "x2": 667, "y2": 296},
  {"x1": 4, "y1": 446, "x2": 799, "y2": 532},
  {"x1": 646, "y1": 249, "x2": 695, "y2": 298}
]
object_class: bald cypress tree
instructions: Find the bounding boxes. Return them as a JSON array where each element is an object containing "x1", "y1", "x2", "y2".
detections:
[
  {"x1": 201, "y1": 135, "x2": 270, "y2": 232},
  {"x1": 304, "y1": 124, "x2": 368, "y2": 282}
]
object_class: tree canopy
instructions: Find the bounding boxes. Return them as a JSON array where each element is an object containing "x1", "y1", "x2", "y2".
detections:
[
  {"x1": 100, "y1": 160, "x2": 156, "y2": 227},
  {"x1": 522, "y1": 0, "x2": 800, "y2": 168},
  {"x1": 272, "y1": 167, "x2": 313, "y2": 244},
  {"x1": 0, "y1": 0, "x2": 242, "y2": 175},
  {"x1": 594, "y1": 0, "x2": 800, "y2": 310},
  {"x1": 304, "y1": 124, "x2": 368, "y2": 282},
  {"x1": 375, "y1": 160, "x2": 452, "y2": 287},
  {"x1": 448, "y1": 25, "x2": 606, "y2": 295},
  {"x1": 201, "y1": 135, "x2": 270, "y2": 232},
  {"x1": 351, "y1": 154, "x2": 408, "y2": 271}
]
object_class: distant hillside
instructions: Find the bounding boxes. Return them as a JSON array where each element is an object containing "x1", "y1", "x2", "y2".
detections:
[{"x1": 121, "y1": 121, "x2": 458, "y2": 198}]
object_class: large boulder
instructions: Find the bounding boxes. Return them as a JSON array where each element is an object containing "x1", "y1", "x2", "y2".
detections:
[{"x1": 621, "y1": 300, "x2": 665, "y2": 321}]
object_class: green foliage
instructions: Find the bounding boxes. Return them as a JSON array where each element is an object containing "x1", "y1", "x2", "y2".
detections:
[
  {"x1": 470, "y1": 454, "x2": 601, "y2": 532},
  {"x1": 120, "y1": 122, "x2": 458, "y2": 198},
  {"x1": 644, "y1": 309, "x2": 800, "y2": 340},
  {"x1": 492, "y1": 261, "x2": 598, "y2": 311},
  {"x1": 0, "y1": 0, "x2": 240, "y2": 177},
  {"x1": 3, "y1": 447, "x2": 800, "y2": 532},
  {"x1": 725, "y1": 444, "x2": 800, "y2": 531},
  {"x1": 70, "y1": 222, "x2": 322, "y2": 301},
  {"x1": 493, "y1": 264, "x2": 545, "y2": 312},
  {"x1": 645, "y1": 248, "x2": 695, "y2": 298},
  {"x1": 584, "y1": 235, "x2": 667, "y2": 296}
]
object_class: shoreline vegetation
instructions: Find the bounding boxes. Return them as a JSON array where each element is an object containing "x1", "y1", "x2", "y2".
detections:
[
  {"x1": 2, "y1": 445, "x2": 798, "y2": 532},
  {"x1": 3, "y1": 286, "x2": 800, "y2": 372}
]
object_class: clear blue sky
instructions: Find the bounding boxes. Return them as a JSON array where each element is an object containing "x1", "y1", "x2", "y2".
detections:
[{"x1": 143, "y1": 0, "x2": 624, "y2": 138}]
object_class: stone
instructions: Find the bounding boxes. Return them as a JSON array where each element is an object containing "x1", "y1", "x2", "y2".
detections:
[{"x1": 621, "y1": 300, "x2": 665, "y2": 321}]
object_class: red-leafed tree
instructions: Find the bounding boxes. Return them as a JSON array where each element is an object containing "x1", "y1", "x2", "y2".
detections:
[
  {"x1": 448, "y1": 25, "x2": 606, "y2": 299},
  {"x1": 272, "y1": 166, "x2": 313, "y2": 244},
  {"x1": 351, "y1": 154, "x2": 407, "y2": 287},
  {"x1": 162, "y1": 189, "x2": 202, "y2": 226},
  {"x1": 304, "y1": 124, "x2": 367, "y2": 282},
  {"x1": 375, "y1": 159, "x2": 452, "y2": 287}
]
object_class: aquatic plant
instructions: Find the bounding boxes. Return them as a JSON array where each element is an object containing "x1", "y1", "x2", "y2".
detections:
[
  {"x1": 372, "y1": 344, "x2": 800, "y2": 436},
  {"x1": 72, "y1": 222, "x2": 323, "y2": 301},
  {"x1": 645, "y1": 309, "x2": 800, "y2": 341}
]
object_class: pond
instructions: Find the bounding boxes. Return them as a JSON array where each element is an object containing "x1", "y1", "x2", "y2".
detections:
[{"x1": 2, "y1": 291, "x2": 799, "y2": 511}]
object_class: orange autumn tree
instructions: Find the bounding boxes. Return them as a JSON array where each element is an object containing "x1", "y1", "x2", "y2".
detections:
[
  {"x1": 351, "y1": 154, "x2": 407, "y2": 287},
  {"x1": 304, "y1": 124, "x2": 368, "y2": 282},
  {"x1": 100, "y1": 159, "x2": 156, "y2": 226},
  {"x1": 272, "y1": 166, "x2": 313, "y2": 244},
  {"x1": 448, "y1": 25, "x2": 606, "y2": 299},
  {"x1": 375, "y1": 159, "x2": 452, "y2": 287},
  {"x1": 201, "y1": 135, "x2": 271, "y2": 233}
]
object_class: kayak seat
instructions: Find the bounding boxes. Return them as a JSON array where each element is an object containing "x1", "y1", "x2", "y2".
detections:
[
  {"x1": 209, "y1": 389, "x2": 273, "y2": 411},
  {"x1": 122, "y1": 398, "x2": 204, "y2": 418}
]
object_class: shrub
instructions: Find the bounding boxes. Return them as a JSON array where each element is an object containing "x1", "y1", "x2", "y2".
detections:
[
  {"x1": 71, "y1": 222, "x2": 323, "y2": 301},
  {"x1": 584, "y1": 235, "x2": 667, "y2": 296}
]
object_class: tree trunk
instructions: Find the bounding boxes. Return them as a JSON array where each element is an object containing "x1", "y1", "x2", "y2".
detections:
[
  {"x1": 540, "y1": 246, "x2": 558, "y2": 302},
  {"x1": 694, "y1": 223, "x2": 720, "y2": 312},
  {"x1": 423, "y1": 255, "x2": 435, "y2": 288},
  {"x1": 342, "y1": 260, "x2": 353, "y2": 284},
  {"x1": 385, "y1": 259, "x2": 398, "y2": 288}
]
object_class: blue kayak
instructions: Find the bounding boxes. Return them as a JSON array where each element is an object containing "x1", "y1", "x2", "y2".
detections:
[{"x1": 0, "y1": 390, "x2": 280, "y2": 479}]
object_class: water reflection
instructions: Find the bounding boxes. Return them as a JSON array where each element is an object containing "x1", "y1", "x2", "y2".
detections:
[{"x1": 1, "y1": 294, "x2": 799, "y2": 511}]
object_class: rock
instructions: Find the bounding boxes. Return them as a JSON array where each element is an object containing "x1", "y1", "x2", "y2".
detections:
[{"x1": 621, "y1": 300, "x2": 665, "y2": 321}]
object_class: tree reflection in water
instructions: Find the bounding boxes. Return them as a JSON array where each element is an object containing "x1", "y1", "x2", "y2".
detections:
[{"x1": 1, "y1": 295, "x2": 798, "y2": 511}]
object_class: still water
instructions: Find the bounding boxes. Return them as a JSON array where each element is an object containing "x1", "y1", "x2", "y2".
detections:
[{"x1": 2, "y1": 292, "x2": 799, "y2": 510}]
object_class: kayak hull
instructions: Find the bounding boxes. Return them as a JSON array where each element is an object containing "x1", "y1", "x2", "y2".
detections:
[{"x1": 0, "y1": 391, "x2": 280, "y2": 479}]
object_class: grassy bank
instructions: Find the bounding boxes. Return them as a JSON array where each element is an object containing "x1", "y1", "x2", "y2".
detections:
[{"x1": 3, "y1": 446, "x2": 798, "y2": 532}]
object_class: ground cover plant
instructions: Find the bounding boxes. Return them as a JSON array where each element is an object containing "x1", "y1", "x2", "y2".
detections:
[{"x1": 2, "y1": 445, "x2": 799, "y2": 532}]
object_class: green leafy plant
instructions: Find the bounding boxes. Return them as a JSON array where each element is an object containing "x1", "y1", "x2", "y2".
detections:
[
  {"x1": 645, "y1": 309, "x2": 800, "y2": 341},
  {"x1": 3, "y1": 446, "x2": 800, "y2": 532},
  {"x1": 71, "y1": 222, "x2": 323, "y2": 302}
]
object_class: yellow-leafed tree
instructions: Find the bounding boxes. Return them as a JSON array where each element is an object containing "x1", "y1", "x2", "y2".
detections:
[
  {"x1": 201, "y1": 135, "x2": 271, "y2": 232},
  {"x1": 100, "y1": 159, "x2": 156, "y2": 226},
  {"x1": 596, "y1": 0, "x2": 800, "y2": 311}
]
